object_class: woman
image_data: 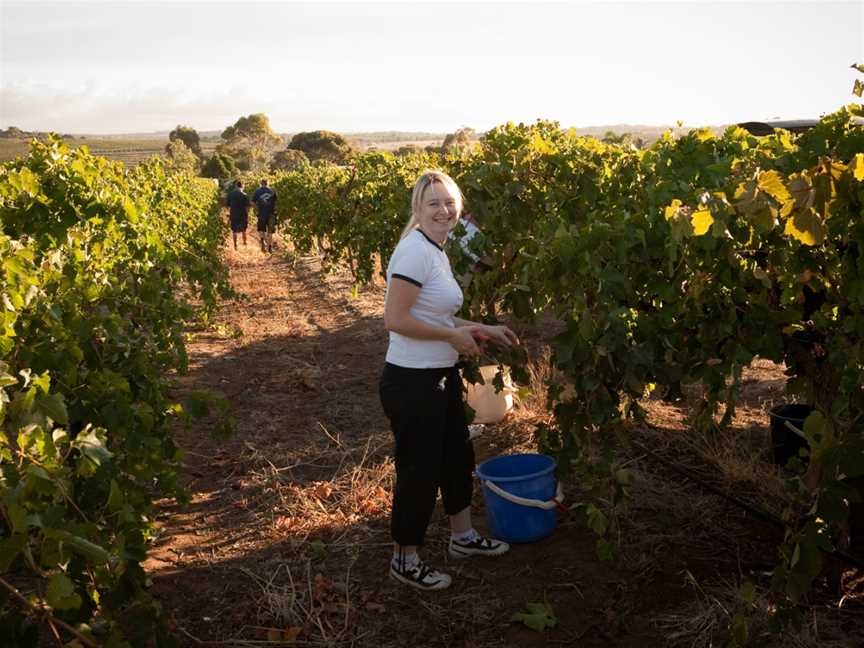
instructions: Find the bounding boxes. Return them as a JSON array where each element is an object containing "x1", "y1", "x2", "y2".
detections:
[{"x1": 379, "y1": 170, "x2": 519, "y2": 591}]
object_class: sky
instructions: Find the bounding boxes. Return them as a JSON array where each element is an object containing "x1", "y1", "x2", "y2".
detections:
[{"x1": 0, "y1": 0, "x2": 862, "y2": 135}]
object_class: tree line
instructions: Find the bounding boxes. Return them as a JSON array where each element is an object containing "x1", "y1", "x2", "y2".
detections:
[{"x1": 163, "y1": 116, "x2": 486, "y2": 180}]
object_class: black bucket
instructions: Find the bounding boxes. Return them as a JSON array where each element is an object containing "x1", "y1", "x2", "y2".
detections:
[{"x1": 768, "y1": 404, "x2": 813, "y2": 467}]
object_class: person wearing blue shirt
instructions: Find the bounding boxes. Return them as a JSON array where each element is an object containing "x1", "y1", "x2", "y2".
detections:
[{"x1": 251, "y1": 179, "x2": 278, "y2": 253}]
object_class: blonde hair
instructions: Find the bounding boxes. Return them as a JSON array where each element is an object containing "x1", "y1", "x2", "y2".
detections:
[{"x1": 400, "y1": 170, "x2": 464, "y2": 239}]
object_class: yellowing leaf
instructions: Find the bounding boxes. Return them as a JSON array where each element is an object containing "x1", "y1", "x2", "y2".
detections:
[
  {"x1": 664, "y1": 199, "x2": 682, "y2": 221},
  {"x1": 758, "y1": 170, "x2": 791, "y2": 202},
  {"x1": 784, "y1": 208, "x2": 824, "y2": 246},
  {"x1": 852, "y1": 153, "x2": 864, "y2": 182},
  {"x1": 530, "y1": 133, "x2": 553, "y2": 155},
  {"x1": 691, "y1": 209, "x2": 714, "y2": 236}
]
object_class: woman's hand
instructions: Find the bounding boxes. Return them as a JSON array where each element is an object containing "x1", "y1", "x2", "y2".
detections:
[
  {"x1": 473, "y1": 324, "x2": 520, "y2": 347},
  {"x1": 447, "y1": 327, "x2": 481, "y2": 357}
]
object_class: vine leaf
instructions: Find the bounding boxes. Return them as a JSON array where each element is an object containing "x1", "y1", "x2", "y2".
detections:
[
  {"x1": 784, "y1": 208, "x2": 824, "y2": 246},
  {"x1": 758, "y1": 170, "x2": 791, "y2": 202},
  {"x1": 511, "y1": 602, "x2": 558, "y2": 632},
  {"x1": 691, "y1": 208, "x2": 713, "y2": 236},
  {"x1": 46, "y1": 573, "x2": 82, "y2": 611},
  {"x1": 37, "y1": 393, "x2": 68, "y2": 425},
  {"x1": 71, "y1": 426, "x2": 112, "y2": 467},
  {"x1": 852, "y1": 154, "x2": 864, "y2": 181}
]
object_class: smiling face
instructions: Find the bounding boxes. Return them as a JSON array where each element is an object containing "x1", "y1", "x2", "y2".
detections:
[{"x1": 415, "y1": 180, "x2": 460, "y2": 244}]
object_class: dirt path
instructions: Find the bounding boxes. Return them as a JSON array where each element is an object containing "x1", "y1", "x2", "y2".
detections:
[{"x1": 145, "y1": 239, "x2": 863, "y2": 647}]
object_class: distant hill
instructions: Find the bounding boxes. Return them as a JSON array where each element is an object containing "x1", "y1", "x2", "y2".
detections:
[{"x1": 0, "y1": 126, "x2": 77, "y2": 140}]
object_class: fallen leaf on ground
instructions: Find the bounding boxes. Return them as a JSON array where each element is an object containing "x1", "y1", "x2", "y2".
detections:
[{"x1": 511, "y1": 602, "x2": 558, "y2": 632}]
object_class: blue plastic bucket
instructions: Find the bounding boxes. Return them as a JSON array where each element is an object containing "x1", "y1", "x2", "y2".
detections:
[{"x1": 475, "y1": 453, "x2": 557, "y2": 543}]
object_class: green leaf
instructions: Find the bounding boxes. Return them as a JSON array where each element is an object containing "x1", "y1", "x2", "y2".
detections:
[
  {"x1": 731, "y1": 612, "x2": 749, "y2": 646},
  {"x1": 7, "y1": 168, "x2": 40, "y2": 195},
  {"x1": 614, "y1": 468, "x2": 634, "y2": 486},
  {"x1": 31, "y1": 372, "x2": 50, "y2": 394},
  {"x1": 0, "y1": 372, "x2": 18, "y2": 388},
  {"x1": 308, "y1": 539, "x2": 328, "y2": 562},
  {"x1": 46, "y1": 573, "x2": 82, "y2": 611},
  {"x1": 37, "y1": 393, "x2": 68, "y2": 425},
  {"x1": 72, "y1": 426, "x2": 113, "y2": 467},
  {"x1": 738, "y1": 580, "x2": 756, "y2": 606},
  {"x1": 3, "y1": 256, "x2": 35, "y2": 285},
  {"x1": 0, "y1": 533, "x2": 27, "y2": 571},
  {"x1": 802, "y1": 411, "x2": 831, "y2": 453},
  {"x1": 184, "y1": 390, "x2": 227, "y2": 420},
  {"x1": 107, "y1": 479, "x2": 123, "y2": 513},
  {"x1": 596, "y1": 537, "x2": 617, "y2": 561},
  {"x1": 511, "y1": 602, "x2": 557, "y2": 632},
  {"x1": 4, "y1": 501, "x2": 27, "y2": 533},
  {"x1": 585, "y1": 504, "x2": 608, "y2": 535}
]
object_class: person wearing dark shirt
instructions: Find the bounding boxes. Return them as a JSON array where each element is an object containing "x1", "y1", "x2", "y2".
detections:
[
  {"x1": 251, "y1": 179, "x2": 278, "y2": 253},
  {"x1": 226, "y1": 180, "x2": 250, "y2": 250}
]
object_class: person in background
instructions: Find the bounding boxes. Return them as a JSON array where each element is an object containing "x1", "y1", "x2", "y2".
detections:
[
  {"x1": 251, "y1": 178, "x2": 278, "y2": 253},
  {"x1": 226, "y1": 179, "x2": 249, "y2": 250},
  {"x1": 379, "y1": 169, "x2": 520, "y2": 591},
  {"x1": 449, "y1": 210, "x2": 494, "y2": 288}
]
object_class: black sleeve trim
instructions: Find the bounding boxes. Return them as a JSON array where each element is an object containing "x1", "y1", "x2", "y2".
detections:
[{"x1": 392, "y1": 273, "x2": 422, "y2": 288}]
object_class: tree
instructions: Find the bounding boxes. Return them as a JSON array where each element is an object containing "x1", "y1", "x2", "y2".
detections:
[
  {"x1": 394, "y1": 144, "x2": 420, "y2": 157},
  {"x1": 441, "y1": 127, "x2": 476, "y2": 151},
  {"x1": 164, "y1": 139, "x2": 200, "y2": 173},
  {"x1": 270, "y1": 149, "x2": 309, "y2": 171},
  {"x1": 201, "y1": 151, "x2": 238, "y2": 180},
  {"x1": 168, "y1": 125, "x2": 203, "y2": 158},
  {"x1": 599, "y1": 131, "x2": 645, "y2": 149},
  {"x1": 0, "y1": 126, "x2": 28, "y2": 139},
  {"x1": 287, "y1": 130, "x2": 354, "y2": 164},
  {"x1": 220, "y1": 113, "x2": 283, "y2": 170}
]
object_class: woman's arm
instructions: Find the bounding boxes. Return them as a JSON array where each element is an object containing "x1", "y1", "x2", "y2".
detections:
[
  {"x1": 384, "y1": 279, "x2": 481, "y2": 356},
  {"x1": 453, "y1": 317, "x2": 520, "y2": 347}
]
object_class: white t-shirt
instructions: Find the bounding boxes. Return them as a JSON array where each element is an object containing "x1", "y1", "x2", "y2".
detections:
[{"x1": 385, "y1": 228, "x2": 464, "y2": 368}]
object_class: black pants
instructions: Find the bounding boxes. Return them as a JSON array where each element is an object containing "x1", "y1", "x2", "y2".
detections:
[{"x1": 379, "y1": 363, "x2": 475, "y2": 547}]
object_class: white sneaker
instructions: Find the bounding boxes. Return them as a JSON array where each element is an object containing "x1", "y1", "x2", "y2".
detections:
[
  {"x1": 448, "y1": 534, "x2": 510, "y2": 559},
  {"x1": 389, "y1": 558, "x2": 452, "y2": 591}
]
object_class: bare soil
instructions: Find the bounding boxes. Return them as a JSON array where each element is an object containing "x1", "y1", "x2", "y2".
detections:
[{"x1": 145, "y1": 235, "x2": 864, "y2": 647}]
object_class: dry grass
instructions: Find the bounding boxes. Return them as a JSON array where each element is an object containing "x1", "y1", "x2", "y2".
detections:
[
  {"x1": 233, "y1": 561, "x2": 363, "y2": 647},
  {"x1": 654, "y1": 572, "x2": 864, "y2": 648},
  {"x1": 243, "y1": 435, "x2": 394, "y2": 547},
  {"x1": 507, "y1": 345, "x2": 554, "y2": 425},
  {"x1": 638, "y1": 357, "x2": 794, "y2": 512},
  {"x1": 618, "y1": 467, "x2": 738, "y2": 579}
]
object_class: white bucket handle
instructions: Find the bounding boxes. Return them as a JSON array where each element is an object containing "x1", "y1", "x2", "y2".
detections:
[{"x1": 481, "y1": 479, "x2": 565, "y2": 510}]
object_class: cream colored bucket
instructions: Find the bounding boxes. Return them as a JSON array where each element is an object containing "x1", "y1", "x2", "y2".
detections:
[{"x1": 465, "y1": 365, "x2": 514, "y2": 424}]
